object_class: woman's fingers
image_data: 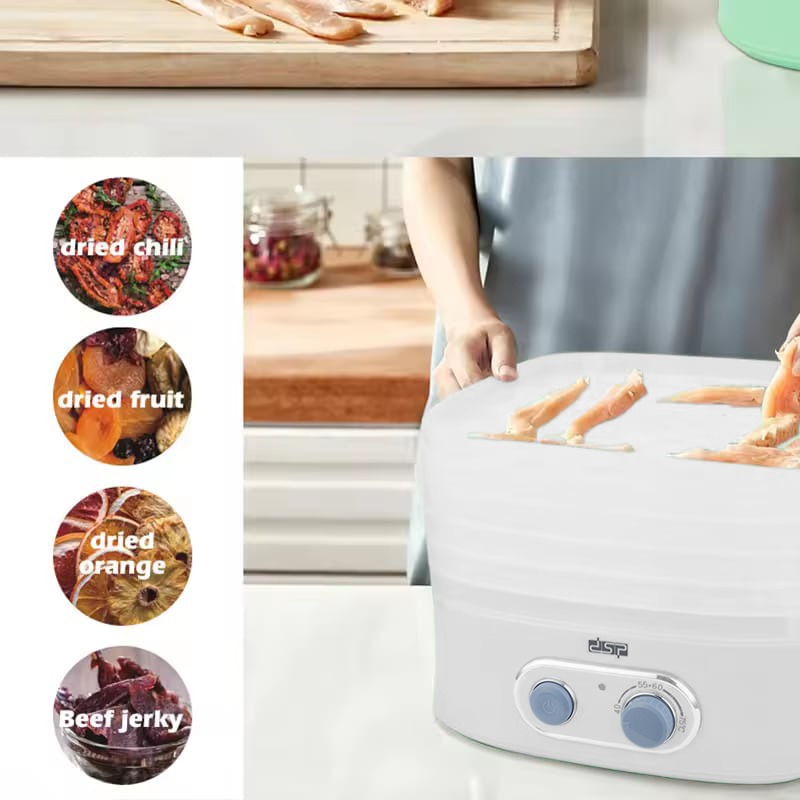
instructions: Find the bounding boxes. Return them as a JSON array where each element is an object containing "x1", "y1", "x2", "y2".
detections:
[
  {"x1": 433, "y1": 362, "x2": 461, "y2": 399},
  {"x1": 488, "y1": 324, "x2": 517, "y2": 381},
  {"x1": 781, "y1": 313, "x2": 800, "y2": 350},
  {"x1": 447, "y1": 337, "x2": 487, "y2": 389},
  {"x1": 437, "y1": 318, "x2": 517, "y2": 398}
]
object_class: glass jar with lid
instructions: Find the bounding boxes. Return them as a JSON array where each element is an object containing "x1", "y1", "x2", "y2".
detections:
[
  {"x1": 244, "y1": 189, "x2": 332, "y2": 288},
  {"x1": 365, "y1": 207, "x2": 419, "y2": 277}
]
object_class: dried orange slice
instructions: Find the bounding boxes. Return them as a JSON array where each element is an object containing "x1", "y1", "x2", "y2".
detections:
[
  {"x1": 71, "y1": 572, "x2": 116, "y2": 623},
  {"x1": 108, "y1": 561, "x2": 189, "y2": 625},
  {"x1": 78, "y1": 517, "x2": 139, "y2": 563}
]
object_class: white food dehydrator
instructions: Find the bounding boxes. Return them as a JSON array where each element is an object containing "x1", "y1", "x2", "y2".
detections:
[{"x1": 420, "y1": 352, "x2": 799, "y2": 784}]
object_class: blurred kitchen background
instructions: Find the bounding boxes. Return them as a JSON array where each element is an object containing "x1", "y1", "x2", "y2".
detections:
[{"x1": 244, "y1": 160, "x2": 431, "y2": 585}]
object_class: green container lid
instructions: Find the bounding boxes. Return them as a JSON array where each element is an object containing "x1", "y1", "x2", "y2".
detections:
[{"x1": 719, "y1": 0, "x2": 800, "y2": 70}]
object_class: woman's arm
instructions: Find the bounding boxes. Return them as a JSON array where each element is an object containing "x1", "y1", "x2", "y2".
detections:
[{"x1": 403, "y1": 158, "x2": 517, "y2": 398}]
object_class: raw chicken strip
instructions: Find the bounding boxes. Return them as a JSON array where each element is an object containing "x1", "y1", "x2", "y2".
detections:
[
  {"x1": 662, "y1": 386, "x2": 765, "y2": 408},
  {"x1": 331, "y1": 0, "x2": 397, "y2": 18},
  {"x1": 740, "y1": 415, "x2": 800, "y2": 448},
  {"x1": 469, "y1": 432, "x2": 632, "y2": 453},
  {"x1": 564, "y1": 370, "x2": 647, "y2": 441},
  {"x1": 674, "y1": 444, "x2": 800, "y2": 470},
  {"x1": 505, "y1": 377, "x2": 590, "y2": 438},
  {"x1": 246, "y1": 0, "x2": 370, "y2": 38},
  {"x1": 470, "y1": 432, "x2": 539, "y2": 443},
  {"x1": 762, "y1": 338, "x2": 800, "y2": 419},
  {"x1": 169, "y1": 0, "x2": 274, "y2": 35},
  {"x1": 540, "y1": 437, "x2": 634, "y2": 453},
  {"x1": 401, "y1": 0, "x2": 453, "y2": 15}
]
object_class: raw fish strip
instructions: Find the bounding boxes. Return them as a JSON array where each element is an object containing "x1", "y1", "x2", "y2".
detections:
[
  {"x1": 662, "y1": 386, "x2": 764, "y2": 408},
  {"x1": 506, "y1": 377, "x2": 590, "y2": 437},
  {"x1": 740, "y1": 415, "x2": 800, "y2": 448},
  {"x1": 169, "y1": 0, "x2": 274, "y2": 35},
  {"x1": 786, "y1": 439, "x2": 800, "y2": 453},
  {"x1": 674, "y1": 444, "x2": 800, "y2": 470},
  {"x1": 246, "y1": 0, "x2": 365, "y2": 38},
  {"x1": 564, "y1": 370, "x2": 647, "y2": 441},
  {"x1": 401, "y1": 0, "x2": 453, "y2": 15},
  {"x1": 762, "y1": 339, "x2": 800, "y2": 419}
]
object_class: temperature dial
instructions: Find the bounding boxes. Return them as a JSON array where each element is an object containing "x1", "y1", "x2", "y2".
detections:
[{"x1": 620, "y1": 694, "x2": 675, "y2": 749}]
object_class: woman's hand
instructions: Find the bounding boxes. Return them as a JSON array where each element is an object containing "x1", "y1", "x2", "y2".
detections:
[
  {"x1": 434, "y1": 315, "x2": 517, "y2": 399},
  {"x1": 780, "y1": 312, "x2": 800, "y2": 374}
]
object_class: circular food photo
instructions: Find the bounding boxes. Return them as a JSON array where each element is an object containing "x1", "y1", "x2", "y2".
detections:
[
  {"x1": 54, "y1": 488, "x2": 191, "y2": 626},
  {"x1": 53, "y1": 178, "x2": 190, "y2": 314},
  {"x1": 54, "y1": 648, "x2": 191, "y2": 785},
  {"x1": 53, "y1": 328, "x2": 191, "y2": 464}
]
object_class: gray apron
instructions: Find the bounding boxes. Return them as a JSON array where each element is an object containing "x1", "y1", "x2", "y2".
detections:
[{"x1": 408, "y1": 157, "x2": 800, "y2": 585}]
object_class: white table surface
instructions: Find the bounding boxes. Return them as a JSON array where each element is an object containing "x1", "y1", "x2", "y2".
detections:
[
  {"x1": 244, "y1": 586, "x2": 800, "y2": 800},
  {"x1": 1, "y1": 0, "x2": 799, "y2": 158}
]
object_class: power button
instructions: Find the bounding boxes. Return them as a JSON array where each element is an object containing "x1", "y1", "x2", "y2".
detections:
[{"x1": 529, "y1": 680, "x2": 575, "y2": 726}]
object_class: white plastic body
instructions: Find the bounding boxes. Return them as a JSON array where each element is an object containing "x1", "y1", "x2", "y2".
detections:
[{"x1": 420, "y1": 353, "x2": 800, "y2": 784}]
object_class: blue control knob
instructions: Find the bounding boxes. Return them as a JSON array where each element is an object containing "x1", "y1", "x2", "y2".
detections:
[
  {"x1": 529, "y1": 681, "x2": 575, "y2": 726},
  {"x1": 621, "y1": 694, "x2": 676, "y2": 749}
]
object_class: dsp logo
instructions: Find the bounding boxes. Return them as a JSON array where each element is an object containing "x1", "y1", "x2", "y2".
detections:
[{"x1": 588, "y1": 638, "x2": 629, "y2": 658}]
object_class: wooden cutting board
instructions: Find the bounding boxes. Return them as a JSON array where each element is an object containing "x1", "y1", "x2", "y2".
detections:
[
  {"x1": 0, "y1": 0, "x2": 598, "y2": 88},
  {"x1": 244, "y1": 248, "x2": 435, "y2": 424}
]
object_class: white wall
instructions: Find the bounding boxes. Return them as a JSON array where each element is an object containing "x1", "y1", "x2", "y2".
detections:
[{"x1": 245, "y1": 159, "x2": 403, "y2": 245}]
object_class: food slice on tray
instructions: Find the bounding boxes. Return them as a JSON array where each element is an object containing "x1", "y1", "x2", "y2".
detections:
[
  {"x1": 739, "y1": 415, "x2": 800, "y2": 448},
  {"x1": 560, "y1": 369, "x2": 647, "y2": 444},
  {"x1": 401, "y1": 0, "x2": 453, "y2": 14},
  {"x1": 472, "y1": 377, "x2": 589, "y2": 443},
  {"x1": 169, "y1": 0, "x2": 274, "y2": 36},
  {"x1": 472, "y1": 370, "x2": 646, "y2": 452},
  {"x1": 763, "y1": 338, "x2": 800, "y2": 418},
  {"x1": 170, "y1": 0, "x2": 449, "y2": 39},
  {"x1": 675, "y1": 444, "x2": 800, "y2": 469},
  {"x1": 672, "y1": 339, "x2": 800, "y2": 469},
  {"x1": 661, "y1": 385, "x2": 765, "y2": 408}
]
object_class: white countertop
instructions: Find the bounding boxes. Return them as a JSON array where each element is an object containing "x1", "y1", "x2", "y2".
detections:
[
  {"x1": 1, "y1": 0, "x2": 799, "y2": 158},
  {"x1": 244, "y1": 586, "x2": 800, "y2": 799}
]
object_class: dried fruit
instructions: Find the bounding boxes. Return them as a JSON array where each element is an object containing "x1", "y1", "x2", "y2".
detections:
[
  {"x1": 74, "y1": 406, "x2": 123, "y2": 459},
  {"x1": 156, "y1": 410, "x2": 189, "y2": 453},
  {"x1": 55, "y1": 490, "x2": 191, "y2": 626},
  {"x1": 71, "y1": 572, "x2": 117, "y2": 623},
  {"x1": 118, "y1": 397, "x2": 163, "y2": 439},
  {"x1": 82, "y1": 342, "x2": 146, "y2": 395},
  {"x1": 133, "y1": 434, "x2": 159, "y2": 464},
  {"x1": 147, "y1": 345, "x2": 185, "y2": 396},
  {"x1": 108, "y1": 561, "x2": 189, "y2": 625},
  {"x1": 56, "y1": 332, "x2": 189, "y2": 464}
]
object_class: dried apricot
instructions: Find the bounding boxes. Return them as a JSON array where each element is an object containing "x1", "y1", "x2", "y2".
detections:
[
  {"x1": 82, "y1": 345, "x2": 146, "y2": 396},
  {"x1": 101, "y1": 452, "x2": 136, "y2": 466},
  {"x1": 53, "y1": 347, "x2": 81, "y2": 433},
  {"x1": 75, "y1": 406, "x2": 122, "y2": 459},
  {"x1": 118, "y1": 397, "x2": 163, "y2": 439}
]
